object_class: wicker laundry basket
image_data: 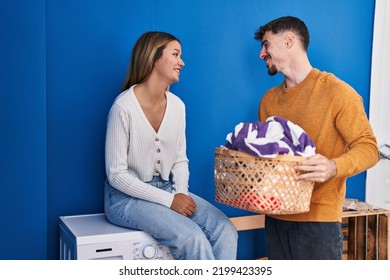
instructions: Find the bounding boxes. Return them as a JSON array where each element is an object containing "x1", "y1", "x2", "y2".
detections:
[{"x1": 214, "y1": 147, "x2": 314, "y2": 215}]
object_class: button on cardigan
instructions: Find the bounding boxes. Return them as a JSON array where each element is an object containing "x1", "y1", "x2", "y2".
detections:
[{"x1": 105, "y1": 85, "x2": 189, "y2": 208}]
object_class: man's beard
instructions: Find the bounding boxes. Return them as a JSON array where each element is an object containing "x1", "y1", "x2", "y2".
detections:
[{"x1": 267, "y1": 64, "x2": 278, "y2": 76}]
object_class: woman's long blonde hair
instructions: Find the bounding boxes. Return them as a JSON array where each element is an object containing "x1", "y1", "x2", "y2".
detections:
[{"x1": 121, "y1": 31, "x2": 180, "y2": 91}]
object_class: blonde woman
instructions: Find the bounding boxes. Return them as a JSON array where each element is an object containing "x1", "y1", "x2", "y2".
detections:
[{"x1": 104, "y1": 31, "x2": 238, "y2": 260}]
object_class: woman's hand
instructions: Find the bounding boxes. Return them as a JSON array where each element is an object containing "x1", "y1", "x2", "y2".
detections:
[
  {"x1": 170, "y1": 193, "x2": 197, "y2": 217},
  {"x1": 294, "y1": 154, "x2": 337, "y2": 183}
]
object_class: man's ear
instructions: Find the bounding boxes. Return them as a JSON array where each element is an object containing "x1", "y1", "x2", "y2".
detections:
[{"x1": 284, "y1": 32, "x2": 295, "y2": 48}]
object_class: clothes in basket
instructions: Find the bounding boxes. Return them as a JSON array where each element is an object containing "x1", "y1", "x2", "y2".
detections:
[{"x1": 224, "y1": 116, "x2": 316, "y2": 158}]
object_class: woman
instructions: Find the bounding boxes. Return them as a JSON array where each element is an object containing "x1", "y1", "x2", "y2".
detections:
[{"x1": 104, "y1": 31, "x2": 238, "y2": 260}]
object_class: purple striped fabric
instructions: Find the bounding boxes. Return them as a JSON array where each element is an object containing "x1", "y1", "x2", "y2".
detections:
[{"x1": 224, "y1": 116, "x2": 316, "y2": 158}]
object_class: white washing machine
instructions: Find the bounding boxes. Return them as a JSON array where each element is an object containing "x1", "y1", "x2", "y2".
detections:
[{"x1": 59, "y1": 213, "x2": 174, "y2": 260}]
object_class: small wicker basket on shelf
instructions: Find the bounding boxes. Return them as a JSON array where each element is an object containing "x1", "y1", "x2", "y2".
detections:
[{"x1": 214, "y1": 147, "x2": 314, "y2": 215}]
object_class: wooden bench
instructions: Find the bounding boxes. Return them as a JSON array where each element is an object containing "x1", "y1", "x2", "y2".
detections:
[{"x1": 230, "y1": 214, "x2": 264, "y2": 231}]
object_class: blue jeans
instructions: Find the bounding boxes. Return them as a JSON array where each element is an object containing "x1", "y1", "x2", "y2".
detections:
[
  {"x1": 265, "y1": 216, "x2": 343, "y2": 260},
  {"x1": 104, "y1": 176, "x2": 238, "y2": 260}
]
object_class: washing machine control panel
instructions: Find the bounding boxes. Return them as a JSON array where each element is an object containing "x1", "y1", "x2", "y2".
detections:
[{"x1": 132, "y1": 241, "x2": 174, "y2": 260}]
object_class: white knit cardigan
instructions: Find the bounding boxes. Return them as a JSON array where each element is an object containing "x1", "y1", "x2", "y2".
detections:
[{"x1": 105, "y1": 85, "x2": 189, "y2": 208}]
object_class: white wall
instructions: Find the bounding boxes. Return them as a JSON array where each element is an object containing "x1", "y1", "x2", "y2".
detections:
[{"x1": 366, "y1": 0, "x2": 390, "y2": 209}]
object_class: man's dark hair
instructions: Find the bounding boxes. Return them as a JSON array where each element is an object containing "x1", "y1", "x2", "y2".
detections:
[{"x1": 254, "y1": 16, "x2": 310, "y2": 51}]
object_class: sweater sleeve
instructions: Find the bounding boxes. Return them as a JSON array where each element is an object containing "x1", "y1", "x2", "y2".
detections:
[
  {"x1": 105, "y1": 104, "x2": 174, "y2": 207},
  {"x1": 331, "y1": 85, "x2": 380, "y2": 177},
  {"x1": 170, "y1": 101, "x2": 190, "y2": 194}
]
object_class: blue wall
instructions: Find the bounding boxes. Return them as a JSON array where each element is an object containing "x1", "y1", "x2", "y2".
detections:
[
  {"x1": 0, "y1": 0, "x2": 47, "y2": 259},
  {"x1": 0, "y1": 0, "x2": 375, "y2": 259}
]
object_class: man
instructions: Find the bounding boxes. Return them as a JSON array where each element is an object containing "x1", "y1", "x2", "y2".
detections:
[{"x1": 254, "y1": 16, "x2": 379, "y2": 260}]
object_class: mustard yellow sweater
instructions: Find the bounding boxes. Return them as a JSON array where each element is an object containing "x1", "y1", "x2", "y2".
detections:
[{"x1": 259, "y1": 68, "x2": 379, "y2": 222}]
